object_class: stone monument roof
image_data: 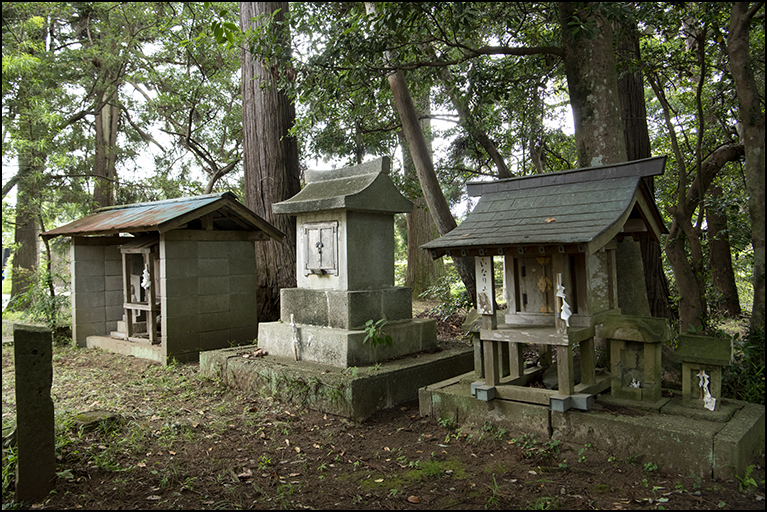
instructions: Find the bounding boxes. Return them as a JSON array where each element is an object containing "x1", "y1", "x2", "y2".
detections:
[
  {"x1": 422, "y1": 156, "x2": 667, "y2": 257},
  {"x1": 273, "y1": 157, "x2": 412, "y2": 215}
]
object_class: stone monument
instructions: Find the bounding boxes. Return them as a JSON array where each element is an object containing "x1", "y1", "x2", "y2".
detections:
[{"x1": 257, "y1": 157, "x2": 437, "y2": 366}]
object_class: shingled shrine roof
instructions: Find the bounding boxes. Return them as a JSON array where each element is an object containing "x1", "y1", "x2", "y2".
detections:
[
  {"x1": 41, "y1": 192, "x2": 285, "y2": 241},
  {"x1": 421, "y1": 156, "x2": 667, "y2": 258},
  {"x1": 272, "y1": 157, "x2": 412, "y2": 215}
]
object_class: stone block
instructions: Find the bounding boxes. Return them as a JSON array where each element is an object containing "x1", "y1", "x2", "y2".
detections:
[
  {"x1": 75, "y1": 275, "x2": 106, "y2": 294},
  {"x1": 163, "y1": 259, "x2": 199, "y2": 279},
  {"x1": 713, "y1": 402, "x2": 765, "y2": 479},
  {"x1": 552, "y1": 406, "x2": 724, "y2": 478},
  {"x1": 198, "y1": 258, "x2": 228, "y2": 277},
  {"x1": 345, "y1": 290, "x2": 382, "y2": 329},
  {"x1": 198, "y1": 276, "x2": 229, "y2": 296},
  {"x1": 71, "y1": 291, "x2": 107, "y2": 310},
  {"x1": 550, "y1": 395, "x2": 572, "y2": 412},
  {"x1": 475, "y1": 385, "x2": 496, "y2": 402},
  {"x1": 228, "y1": 294, "x2": 257, "y2": 312},
  {"x1": 104, "y1": 289, "x2": 123, "y2": 308},
  {"x1": 675, "y1": 335, "x2": 733, "y2": 366},
  {"x1": 164, "y1": 315, "x2": 199, "y2": 336},
  {"x1": 198, "y1": 311, "x2": 230, "y2": 332},
  {"x1": 163, "y1": 277, "x2": 199, "y2": 298},
  {"x1": 228, "y1": 242, "x2": 255, "y2": 260},
  {"x1": 73, "y1": 322, "x2": 106, "y2": 347},
  {"x1": 227, "y1": 257, "x2": 256, "y2": 276},
  {"x1": 104, "y1": 275, "x2": 122, "y2": 292},
  {"x1": 75, "y1": 306, "x2": 106, "y2": 325},
  {"x1": 226, "y1": 309, "x2": 259, "y2": 329},
  {"x1": 282, "y1": 288, "x2": 329, "y2": 327},
  {"x1": 13, "y1": 324, "x2": 56, "y2": 503},
  {"x1": 105, "y1": 305, "x2": 123, "y2": 324},
  {"x1": 198, "y1": 330, "x2": 231, "y2": 351},
  {"x1": 162, "y1": 240, "x2": 197, "y2": 260},
  {"x1": 383, "y1": 287, "x2": 413, "y2": 321},
  {"x1": 228, "y1": 274, "x2": 257, "y2": 294},
  {"x1": 197, "y1": 241, "x2": 220, "y2": 259},
  {"x1": 74, "y1": 245, "x2": 104, "y2": 262}
]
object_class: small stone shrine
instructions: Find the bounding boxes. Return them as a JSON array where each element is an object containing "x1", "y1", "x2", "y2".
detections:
[
  {"x1": 421, "y1": 157, "x2": 670, "y2": 409},
  {"x1": 258, "y1": 157, "x2": 437, "y2": 366},
  {"x1": 42, "y1": 192, "x2": 284, "y2": 364}
]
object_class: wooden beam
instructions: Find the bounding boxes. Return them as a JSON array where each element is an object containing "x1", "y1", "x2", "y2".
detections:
[{"x1": 480, "y1": 328, "x2": 569, "y2": 346}]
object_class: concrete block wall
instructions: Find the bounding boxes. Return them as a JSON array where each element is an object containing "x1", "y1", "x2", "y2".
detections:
[
  {"x1": 71, "y1": 239, "x2": 122, "y2": 347},
  {"x1": 161, "y1": 235, "x2": 258, "y2": 362}
]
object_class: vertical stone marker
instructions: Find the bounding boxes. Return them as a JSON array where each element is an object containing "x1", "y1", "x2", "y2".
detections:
[{"x1": 14, "y1": 323, "x2": 56, "y2": 503}]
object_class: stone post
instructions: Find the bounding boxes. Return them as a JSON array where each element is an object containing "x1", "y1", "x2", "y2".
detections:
[{"x1": 14, "y1": 324, "x2": 56, "y2": 503}]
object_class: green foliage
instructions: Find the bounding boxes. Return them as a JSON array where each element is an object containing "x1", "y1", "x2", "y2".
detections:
[
  {"x1": 363, "y1": 318, "x2": 393, "y2": 348},
  {"x1": 734, "y1": 464, "x2": 758, "y2": 493},
  {"x1": 6, "y1": 262, "x2": 70, "y2": 340},
  {"x1": 722, "y1": 327, "x2": 765, "y2": 404},
  {"x1": 419, "y1": 266, "x2": 473, "y2": 321}
]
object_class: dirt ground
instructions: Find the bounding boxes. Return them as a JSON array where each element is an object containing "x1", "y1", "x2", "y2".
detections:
[{"x1": 2, "y1": 309, "x2": 765, "y2": 510}]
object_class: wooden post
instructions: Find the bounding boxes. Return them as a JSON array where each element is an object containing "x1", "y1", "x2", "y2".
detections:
[
  {"x1": 476, "y1": 256, "x2": 499, "y2": 386},
  {"x1": 122, "y1": 253, "x2": 134, "y2": 338},
  {"x1": 556, "y1": 345, "x2": 575, "y2": 395},
  {"x1": 509, "y1": 342, "x2": 524, "y2": 379}
]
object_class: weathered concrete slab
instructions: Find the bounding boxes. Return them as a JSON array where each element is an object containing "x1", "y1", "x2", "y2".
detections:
[
  {"x1": 419, "y1": 376, "x2": 765, "y2": 480},
  {"x1": 713, "y1": 402, "x2": 765, "y2": 479},
  {"x1": 419, "y1": 373, "x2": 552, "y2": 438},
  {"x1": 200, "y1": 345, "x2": 473, "y2": 420}
]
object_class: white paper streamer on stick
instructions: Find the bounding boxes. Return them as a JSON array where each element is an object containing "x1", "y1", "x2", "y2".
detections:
[
  {"x1": 141, "y1": 264, "x2": 151, "y2": 290},
  {"x1": 698, "y1": 370, "x2": 716, "y2": 411},
  {"x1": 556, "y1": 273, "x2": 571, "y2": 327}
]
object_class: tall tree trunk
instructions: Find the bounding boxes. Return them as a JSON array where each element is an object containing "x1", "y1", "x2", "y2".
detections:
[
  {"x1": 11, "y1": 153, "x2": 43, "y2": 306},
  {"x1": 707, "y1": 185, "x2": 742, "y2": 318},
  {"x1": 93, "y1": 97, "x2": 120, "y2": 208},
  {"x1": 728, "y1": 2, "x2": 766, "y2": 330},
  {"x1": 240, "y1": 1, "x2": 301, "y2": 322},
  {"x1": 560, "y1": 3, "x2": 650, "y2": 318},
  {"x1": 615, "y1": 14, "x2": 675, "y2": 321}
]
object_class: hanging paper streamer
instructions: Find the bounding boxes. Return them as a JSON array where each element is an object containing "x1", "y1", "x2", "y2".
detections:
[
  {"x1": 630, "y1": 378, "x2": 641, "y2": 388},
  {"x1": 555, "y1": 274, "x2": 571, "y2": 327},
  {"x1": 290, "y1": 314, "x2": 301, "y2": 361},
  {"x1": 141, "y1": 264, "x2": 151, "y2": 290},
  {"x1": 698, "y1": 370, "x2": 717, "y2": 411}
]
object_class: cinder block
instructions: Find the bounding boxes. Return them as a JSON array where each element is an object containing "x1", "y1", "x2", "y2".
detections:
[
  {"x1": 228, "y1": 275, "x2": 257, "y2": 294},
  {"x1": 227, "y1": 309, "x2": 258, "y2": 329},
  {"x1": 163, "y1": 295, "x2": 198, "y2": 318},
  {"x1": 73, "y1": 245, "x2": 104, "y2": 262},
  {"x1": 164, "y1": 315, "x2": 200, "y2": 335},
  {"x1": 198, "y1": 258, "x2": 228, "y2": 277},
  {"x1": 228, "y1": 241, "x2": 255, "y2": 260},
  {"x1": 227, "y1": 257, "x2": 256, "y2": 276},
  {"x1": 198, "y1": 294, "x2": 229, "y2": 314},
  {"x1": 470, "y1": 380, "x2": 485, "y2": 396},
  {"x1": 75, "y1": 306, "x2": 106, "y2": 325},
  {"x1": 162, "y1": 240, "x2": 197, "y2": 260},
  {"x1": 198, "y1": 276, "x2": 229, "y2": 296},
  {"x1": 104, "y1": 275, "x2": 122, "y2": 292},
  {"x1": 229, "y1": 294, "x2": 257, "y2": 312},
  {"x1": 198, "y1": 311, "x2": 231, "y2": 332},
  {"x1": 164, "y1": 259, "x2": 199, "y2": 279},
  {"x1": 163, "y1": 277, "x2": 199, "y2": 298},
  {"x1": 230, "y1": 326, "x2": 258, "y2": 344}
]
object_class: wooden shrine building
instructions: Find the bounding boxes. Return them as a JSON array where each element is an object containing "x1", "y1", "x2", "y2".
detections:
[{"x1": 421, "y1": 157, "x2": 668, "y2": 407}]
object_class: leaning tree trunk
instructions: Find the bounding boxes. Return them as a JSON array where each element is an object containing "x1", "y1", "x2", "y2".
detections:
[
  {"x1": 560, "y1": 3, "x2": 650, "y2": 318},
  {"x1": 401, "y1": 132, "x2": 443, "y2": 298},
  {"x1": 728, "y1": 2, "x2": 766, "y2": 330},
  {"x1": 240, "y1": 1, "x2": 301, "y2": 322},
  {"x1": 387, "y1": 67, "x2": 477, "y2": 305},
  {"x1": 707, "y1": 185, "x2": 742, "y2": 318}
]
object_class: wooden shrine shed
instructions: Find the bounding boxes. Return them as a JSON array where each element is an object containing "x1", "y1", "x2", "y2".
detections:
[
  {"x1": 421, "y1": 157, "x2": 668, "y2": 406},
  {"x1": 42, "y1": 192, "x2": 284, "y2": 364}
]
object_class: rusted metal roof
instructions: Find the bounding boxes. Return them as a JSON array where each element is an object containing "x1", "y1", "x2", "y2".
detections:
[
  {"x1": 41, "y1": 192, "x2": 285, "y2": 242},
  {"x1": 421, "y1": 157, "x2": 667, "y2": 257}
]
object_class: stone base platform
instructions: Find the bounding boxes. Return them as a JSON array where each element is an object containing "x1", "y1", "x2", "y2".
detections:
[
  {"x1": 86, "y1": 335, "x2": 163, "y2": 364},
  {"x1": 200, "y1": 344, "x2": 474, "y2": 420},
  {"x1": 257, "y1": 318, "x2": 437, "y2": 367},
  {"x1": 420, "y1": 372, "x2": 765, "y2": 480}
]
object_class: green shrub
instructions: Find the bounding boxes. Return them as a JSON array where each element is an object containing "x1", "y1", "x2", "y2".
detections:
[{"x1": 722, "y1": 327, "x2": 765, "y2": 404}]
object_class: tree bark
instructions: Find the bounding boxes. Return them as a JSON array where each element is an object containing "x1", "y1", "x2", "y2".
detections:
[
  {"x1": 615, "y1": 15, "x2": 675, "y2": 321},
  {"x1": 728, "y1": 2, "x2": 766, "y2": 330},
  {"x1": 560, "y1": 3, "x2": 650, "y2": 318},
  {"x1": 11, "y1": 153, "x2": 42, "y2": 306},
  {"x1": 93, "y1": 96, "x2": 120, "y2": 208},
  {"x1": 240, "y1": 2, "x2": 301, "y2": 322},
  {"x1": 401, "y1": 131, "x2": 443, "y2": 298},
  {"x1": 707, "y1": 185, "x2": 742, "y2": 318}
]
